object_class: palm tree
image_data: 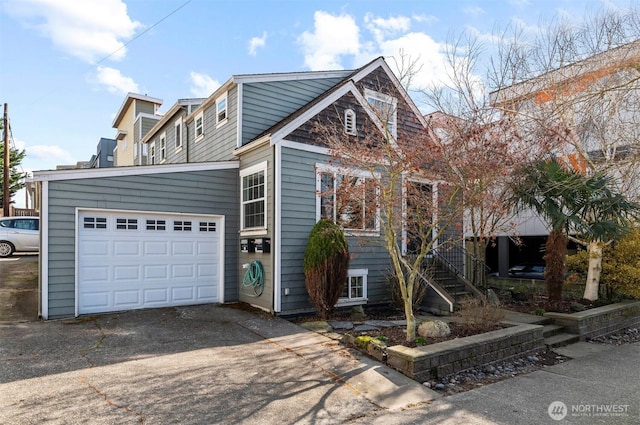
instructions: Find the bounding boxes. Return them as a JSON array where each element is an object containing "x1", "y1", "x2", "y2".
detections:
[{"x1": 510, "y1": 157, "x2": 639, "y2": 308}]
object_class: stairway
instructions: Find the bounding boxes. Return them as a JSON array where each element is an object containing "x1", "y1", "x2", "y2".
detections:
[
  {"x1": 503, "y1": 311, "x2": 580, "y2": 349},
  {"x1": 431, "y1": 260, "x2": 477, "y2": 303}
]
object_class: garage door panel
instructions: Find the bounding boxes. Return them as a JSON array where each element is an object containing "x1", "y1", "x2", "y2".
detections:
[
  {"x1": 78, "y1": 211, "x2": 221, "y2": 315},
  {"x1": 114, "y1": 290, "x2": 140, "y2": 306},
  {"x1": 172, "y1": 264, "x2": 195, "y2": 278},
  {"x1": 144, "y1": 241, "x2": 168, "y2": 255},
  {"x1": 114, "y1": 241, "x2": 139, "y2": 256},
  {"x1": 81, "y1": 266, "x2": 110, "y2": 282},
  {"x1": 113, "y1": 265, "x2": 139, "y2": 281}
]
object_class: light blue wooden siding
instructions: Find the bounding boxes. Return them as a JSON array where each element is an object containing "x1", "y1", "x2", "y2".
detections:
[
  {"x1": 279, "y1": 147, "x2": 392, "y2": 314},
  {"x1": 241, "y1": 78, "x2": 344, "y2": 145},
  {"x1": 45, "y1": 168, "x2": 239, "y2": 319},
  {"x1": 190, "y1": 87, "x2": 238, "y2": 162},
  {"x1": 238, "y1": 146, "x2": 274, "y2": 311}
]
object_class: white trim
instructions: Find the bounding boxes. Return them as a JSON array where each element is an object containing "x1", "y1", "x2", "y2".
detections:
[
  {"x1": 274, "y1": 143, "x2": 282, "y2": 313},
  {"x1": 194, "y1": 111, "x2": 204, "y2": 142},
  {"x1": 344, "y1": 108, "x2": 357, "y2": 135},
  {"x1": 278, "y1": 139, "x2": 329, "y2": 155},
  {"x1": 174, "y1": 118, "x2": 183, "y2": 150},
  {"x1": 233, "y1": 70, "x2": 351, "y2": 84},
  {"x1": 215, "y1": 92, "x2": 228, "y2": 128},
  {"x1": 240, "y1": 161, "x2": 268, "y2": 233},
  {"x1": 336, "y1": 268, "x2": 368, "y2": 306},
  {"x1": 236, "y1": 83, "x2": 243, "y2": 148},
  {"x1": 149, "y1": 140, "x2": 156, "y2": 165},
  {"x1": 74, "y1": 208, "x2": 226, "y2": 317},
  {"x1": 364, "y1": 88, "x2": 398, "y2": 139},
  {"x1": 270, "y1": 82, "x2": 360, "y2": 143},
  {"x1": 234, "y1": 134, "x2": 270, "y2": 156},
  {"x1": 315, "y1": 163, "x2": 381, "y2": 236},
  {"x1": 31, "y1": 161, "x2": 239, "y2": 182},
  {"x1": 40, "y1": 181, "x2": 49, "y2": 319}
]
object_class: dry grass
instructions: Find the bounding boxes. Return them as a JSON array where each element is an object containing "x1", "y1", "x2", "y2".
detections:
[{"x1": 455, "y1": 297, "x2": 506, "y2": 334}]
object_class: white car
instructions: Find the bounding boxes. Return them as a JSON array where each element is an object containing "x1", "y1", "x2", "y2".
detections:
[{"x1": 0, "y1": 217, "x2": 40, "y2": 257}]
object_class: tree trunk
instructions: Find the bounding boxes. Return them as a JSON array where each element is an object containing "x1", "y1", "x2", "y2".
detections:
[
  {"x1": 404, "y1": 300, "x2": 416, "y2": 342},
  {"x1": 583, "y1": 241, "x2": 603, "y2": 301},
  {"x1": 543, "y1": 228, "x2": 567, "y2": 311}
]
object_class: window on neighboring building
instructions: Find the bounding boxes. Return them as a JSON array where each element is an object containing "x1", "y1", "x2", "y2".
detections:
[
  {"x1": 149, "y1": 142, "x2": 156, "y2": 165},
  {"x1": 365, "y1": 88, "x2": 397, "y2": 139},
  {"x1": 195, "y1": 111, "x2": 204, "y2": 141},
  {"x1": 337, "y1": 269, "x2": 368, "y2": 305},
  {"x1": 316, "y1": 164, "x2": 379, "y2": 234},
  {"x1": 159, "y1": 133, "x2": 166, "y2": 162},
  {"x1": 175, "y1": 119, "x2": 182, "y2": 150},
  {"x1": 344, "y1": 109, "x2": 357, "y2": 135},
  {"x1": 240, "y1": 162, "x2": 267, "y2": 232},
  {"x1": 216, "y1": 93, "x2": 227, "y2": 126}
]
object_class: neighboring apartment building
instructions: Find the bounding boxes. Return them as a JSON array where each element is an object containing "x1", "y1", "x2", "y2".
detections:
[
  {"x1": 33, "y1": 57, "x2": 471, "y2": 319},
  {"x1": 487, "y1": 39, "x2": 640, "y2": 274},
  {"x1": 89, "y1": 138, "x2": 117, "y2": 168},
  {"x1": 111, "y1": 93, "x2": 163, "y2": 166}
]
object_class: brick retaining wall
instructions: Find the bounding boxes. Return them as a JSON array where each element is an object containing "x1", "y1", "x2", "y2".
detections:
[
  {"x1": 544, "y1": 300, "x2": 640, "y2": 340},
  {"x1": 385, "y1": 324, "x2": 545, "y2": 382}
]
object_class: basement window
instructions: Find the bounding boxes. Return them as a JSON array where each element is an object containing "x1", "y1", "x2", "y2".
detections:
[{"x1": 337, "y1": 269, "x2": 368, "y2": 306}]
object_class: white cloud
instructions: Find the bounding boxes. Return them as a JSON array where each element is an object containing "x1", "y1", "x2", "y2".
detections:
[
  {"x1": 5, "y1": 0, "x2": 142, "y2": 63},
  {"x1": 248, "y1": 32, "x2": 267, "y2": 56},
  {"x1": 189, "y1": 72, "x2": 220, "y2": 97},
  {"x1": 463, "y1": 6, "x2": 487, "y2": 17},
  {"x1": 298, "y1": 11, "x2": 360, "y2": 70},
  {"x1": 93, "y1": 66, "x2": 139, "y2": 95},
  {"x1": 26, "y1": 144, "x2": 75, "y2": 165},
  {"x1": 365, "y1": 14, "x2": 411, "y2": 44}
]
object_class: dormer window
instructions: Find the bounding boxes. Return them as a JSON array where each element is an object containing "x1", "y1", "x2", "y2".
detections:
[
  {"x1": 365, "y1": 88, "x2": 397, "y2": 139},
  {"x1": 345, "y1": 109, "x2": 356, "y2": 135}
]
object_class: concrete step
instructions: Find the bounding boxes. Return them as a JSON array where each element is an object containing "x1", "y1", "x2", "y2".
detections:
[
  {"x1": 542, "y1": 324, "x2": 565, "y2": 338},
  {"x1": 545, "y1": 333, "x2": 580, "y2": 348}
]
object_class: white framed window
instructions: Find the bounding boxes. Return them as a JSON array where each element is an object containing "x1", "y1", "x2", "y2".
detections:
[
  {"x1": 216, "y1": 93, "x2": 228, "y2": 127},
  {"x1": 344, "y1": 109, "x2": 357, "y2": 135},
  {"x1": 149, "y1": 141, "x2": 156, "y2": 165},
  {"x1": 240, "y1": 161, "x2": 267, "y2": 234},
  {"x1": 173, "y1": 220, "x2": 192, "y2": 231},
  {"x1": 365, "y1": 88, "x2": 397, "y2": 139},
  {"x1": 402, "y1": 176, "x2": 438, "y2": 256},
  {"x1": 175, "y1": 119, "x2": 183, "y2": 150},
  {"x1": 159, "y1": 133, "x2": 166, "y2": 162},
  {"x1": 83, "y1": 217, "x2": 107, "y2": 229},
  {"x1": 337, "y1": 269, "x2": 368, "y2": 306},
  {"x1": 116, "y1": 218, "x2": 138, "y2": 230},
  {"x1": 146, "y1": 219, "x2": 166, "y2": 231},
  {"x1": 195, "y1": 111, "x2": 204, "y2": 142},
  {"x1": 316, "y1": 163, "x2": 379, "y2": 235}
]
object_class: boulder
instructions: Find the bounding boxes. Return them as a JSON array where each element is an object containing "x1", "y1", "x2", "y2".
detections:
[{"x1": 418, "y1": 320, "x2": 451, "y2": 338}]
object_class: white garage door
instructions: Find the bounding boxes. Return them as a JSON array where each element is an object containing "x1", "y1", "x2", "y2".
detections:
[{"x1": 77, "y1": 210, "x2": 222, "y2": 315}]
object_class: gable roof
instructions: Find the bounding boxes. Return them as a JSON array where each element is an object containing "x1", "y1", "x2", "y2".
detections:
[
  {"x1": 112, "y1": 93, "x2": 163, "y2": 128},
  {"x1": 239, "y1": 56, "x2": 428, "y2": 147}
]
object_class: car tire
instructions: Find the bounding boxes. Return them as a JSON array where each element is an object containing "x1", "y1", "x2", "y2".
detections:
[{"x1": 0, "y1": 241, "x2": 15, "y2": 257}]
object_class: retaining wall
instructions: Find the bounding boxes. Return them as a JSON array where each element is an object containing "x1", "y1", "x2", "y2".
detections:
[
  {"x1": 544, "y1": 300, "x2": 640, "y2": 340},
  {"x1": 385, "y1": 323, "x2": 545, "y2": 382}
]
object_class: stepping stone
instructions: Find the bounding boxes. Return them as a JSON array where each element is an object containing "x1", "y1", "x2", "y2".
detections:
[
  {"x1": 365, "y1": 320, "x2": 396, "y2": 328},
  {"x1": 328, "y1": 321, "x2": 354, "y2": 330},
  {"x1": 353, "y1": 324, "x2": 380, "y2": 332},
  {"x1": 299, "y1": 321, "x2": 332, "y2": 332}
]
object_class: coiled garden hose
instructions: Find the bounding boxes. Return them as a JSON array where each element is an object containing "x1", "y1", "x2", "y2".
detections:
[{"x1": 241, "y1": 260, "x2": 264, "y2": 297}]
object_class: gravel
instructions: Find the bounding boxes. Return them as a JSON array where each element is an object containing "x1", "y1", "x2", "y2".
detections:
[{"x1": 588, "y1": 327, "x2": 640, "y2": 345}]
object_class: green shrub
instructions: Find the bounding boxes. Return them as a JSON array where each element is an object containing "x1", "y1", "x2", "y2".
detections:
[
  {"x1": 303, "y1": 219, "x2": 350, "y2": 319},
  {"x1": 566, "y1": 228, "x2": 640, "y2": 299}
]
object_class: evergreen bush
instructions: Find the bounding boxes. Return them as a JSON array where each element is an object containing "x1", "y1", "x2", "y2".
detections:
[{"x1": 303, "y1": 219, "x2": 350, "y2": 319}]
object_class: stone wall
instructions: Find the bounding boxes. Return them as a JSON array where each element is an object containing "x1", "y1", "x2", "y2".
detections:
[
  {"x1": 385, "y1": 324, "x2": 544, "y2": 382},
  {"x1": 544, "y1": 300, "x2": 640, "y2": 340}
]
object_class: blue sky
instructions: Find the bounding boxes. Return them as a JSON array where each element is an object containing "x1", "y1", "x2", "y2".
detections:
[{"x1": 0, "y1": 0, "x2": 636, "y2": 206}]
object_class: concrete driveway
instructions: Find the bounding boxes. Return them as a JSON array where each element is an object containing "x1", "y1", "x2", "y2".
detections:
[{"x1": 0, "y1": 304, "x2": 437, "y2": 424}]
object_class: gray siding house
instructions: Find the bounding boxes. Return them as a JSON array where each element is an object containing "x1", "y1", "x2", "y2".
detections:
[{"x1": 34, "y1": 57, "x2": 463, "y2": 319}]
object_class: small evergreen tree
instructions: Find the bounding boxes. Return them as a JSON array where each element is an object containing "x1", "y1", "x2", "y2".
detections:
[
  {"x1": 0, "y1": 121, "x2": 27, "y2": 206},
  {"x1": 303, "y1": 220, "x2": 350, "y2": 320}
]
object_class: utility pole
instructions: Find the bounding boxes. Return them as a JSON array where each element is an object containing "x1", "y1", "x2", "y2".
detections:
[{"x1": 3, "y1": 103, "x2": 9, "y2": 217}]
